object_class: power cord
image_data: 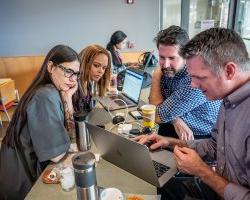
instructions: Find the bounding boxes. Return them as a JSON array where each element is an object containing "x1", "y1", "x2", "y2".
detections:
[
  {"x1": 109, "y1": 120, "x2": 143, "y2": 131},
  {"x1": 109, "y1": 118, "x2": 159, "y2": 138},
  {"x1": 106, "y1": 99, "x2": 159, "y2": 136},
  {"x1": 107, "y1": 98, "x2": 128, "y2": 123}
]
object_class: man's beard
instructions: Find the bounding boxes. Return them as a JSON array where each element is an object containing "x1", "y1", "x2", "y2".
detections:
[{"x1": 161, "y1": 67, "x2": 176, "y2": 78}]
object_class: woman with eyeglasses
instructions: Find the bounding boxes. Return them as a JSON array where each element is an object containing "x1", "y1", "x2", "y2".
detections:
[
  {"x1": 74, "y1": 44, "x2": 111, "y2": 112},
  {"x1": 0, "y1": 45, "x2": 80, "y2": 199}
]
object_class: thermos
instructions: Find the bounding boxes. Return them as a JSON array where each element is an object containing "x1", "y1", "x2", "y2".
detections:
[
  {"x1": 72, "y1": 152, "x2": 98, "y2": 200},
  {"x1": 73, "y1": 111, "x2": 91, "y2": 151}
]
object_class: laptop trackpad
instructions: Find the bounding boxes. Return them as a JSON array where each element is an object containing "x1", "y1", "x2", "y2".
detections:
[{"x1": 114, "y1": 99, "x2": 132, "y2": 106}]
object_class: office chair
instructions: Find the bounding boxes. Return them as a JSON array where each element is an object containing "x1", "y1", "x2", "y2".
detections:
[
  {"x1": 0, "y1": 98, "x2": 11, "y2": 122},
  {"x1": 0, "y1": 88, "x2": 19, "y2": 122}
]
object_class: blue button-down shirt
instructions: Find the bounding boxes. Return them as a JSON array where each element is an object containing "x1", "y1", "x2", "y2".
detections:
[{"x1": 157, "y1": 67, "x2": 221, "y2": 136}]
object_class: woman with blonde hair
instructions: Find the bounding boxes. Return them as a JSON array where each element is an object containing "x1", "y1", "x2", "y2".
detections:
[{"x1": 74, "y1": 44, "x2": 111, "y2": 112}]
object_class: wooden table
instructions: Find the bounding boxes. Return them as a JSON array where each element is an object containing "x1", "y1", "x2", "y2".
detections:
[
  {"x1": 25, "y1": 145, "x2": 157, "y2": 200},
  {"x1": 25, "y1": 85, "x2": 158, "y2": 199}
]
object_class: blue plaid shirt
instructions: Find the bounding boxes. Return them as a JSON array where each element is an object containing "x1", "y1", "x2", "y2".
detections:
[{"x1": 157, "y1": 67, "x2": 221, "y2": 136}]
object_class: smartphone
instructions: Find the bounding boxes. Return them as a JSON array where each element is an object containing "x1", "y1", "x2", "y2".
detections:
[{"x1": 129, "y1": 110, "x2": 143, "y2": 120}]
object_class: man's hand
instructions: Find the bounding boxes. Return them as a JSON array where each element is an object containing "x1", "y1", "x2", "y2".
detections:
[
  {"x1": 174, "y1": 146, "x2": 229, "y2": 198},
  {"x1": 174, "y1": 146, "x2": 208, "y2": 175},
  {"x1": 133, "y1": 133, "x2": 169, "y2": 150},
  {"x1": 172, "y1": 117, "x2": 194, "y2": 141},
  {"x1": 134, "y1": 133, "x2": 188, "y2": 150}
]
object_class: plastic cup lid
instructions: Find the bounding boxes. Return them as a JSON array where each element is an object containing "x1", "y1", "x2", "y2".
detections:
[
  {"x1": 141, "y1": 104, "x2": 156, "y2": 111},
  {"x1": 100, "y1": 188, "x2": 123, "y2": 200}
]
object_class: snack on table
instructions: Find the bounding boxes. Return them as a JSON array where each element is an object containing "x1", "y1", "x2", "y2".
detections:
[
  {"x1": 42, "y1": 168, "x2": 60, "y2": 184},
  {"x1": 127, "y1": 195, "x2": 144, "y2": 200}
]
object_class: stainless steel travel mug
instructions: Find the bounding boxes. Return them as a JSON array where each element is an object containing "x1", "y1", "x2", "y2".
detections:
[
  {"x1": 73, "y1": 111, "x2": 91, "y2": 151},
  {"x1": 72, "y1": 152, "x2": 98, "y2": 200}
]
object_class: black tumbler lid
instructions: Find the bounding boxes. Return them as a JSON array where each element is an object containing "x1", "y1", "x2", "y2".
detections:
[
  {"x1": 73, "y1": 111, "x2": 88, "y2": 121},
  {"x1": 72, "y1": 152, "x2": 96, "y2": 170}
]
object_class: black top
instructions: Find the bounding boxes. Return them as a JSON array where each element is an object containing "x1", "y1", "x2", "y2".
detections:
[
  {"x1": 73, "y1": 111, "x2": 89, "y2": 122},
  {"x1": 0, "y1": 84, "x2": 70, "y2": 199},
  {"x1": 112, "y1": 50, "x2": 123, "y2": 67}
]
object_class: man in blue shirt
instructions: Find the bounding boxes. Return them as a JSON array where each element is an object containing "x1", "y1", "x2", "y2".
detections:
[{"x1": 149, "y1": 25, "x2": 221, "y2": 140}]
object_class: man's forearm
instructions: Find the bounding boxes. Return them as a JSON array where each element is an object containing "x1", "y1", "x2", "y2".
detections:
[
  {"x1": 198, "y1": 165, "x2": 228, "y2": 198},
  {"x1": 166, "y1": 137, "x2": 188, "y2": 149},
  {"x1": 149, "y1": 72, "x2": 164, "y2": 105}
]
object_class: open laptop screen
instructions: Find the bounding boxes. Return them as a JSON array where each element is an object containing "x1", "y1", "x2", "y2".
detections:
[{"x1": 122, "y1": 70, "x2": 144, "y2": 102}]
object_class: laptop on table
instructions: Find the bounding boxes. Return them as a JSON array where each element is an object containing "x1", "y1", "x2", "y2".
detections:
[
  {"x1": 87, "y1": 122, "x2": 177, "y2": 187},
  {"x1": 98, "y1": 69, "x2": 144, "y2": 111}
]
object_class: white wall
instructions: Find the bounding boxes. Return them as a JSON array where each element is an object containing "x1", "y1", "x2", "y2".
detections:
[{"x1": 0, "y1": 0, "x2": 160, "y2": 56}]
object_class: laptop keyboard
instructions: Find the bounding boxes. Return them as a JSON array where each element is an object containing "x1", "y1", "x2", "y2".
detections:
[
  {"x1": 110, "y1": 95, "x2": 131, "y2": 106},
  {"x1": 152, "y1": 160, "x2": 170, "y2": 178}
]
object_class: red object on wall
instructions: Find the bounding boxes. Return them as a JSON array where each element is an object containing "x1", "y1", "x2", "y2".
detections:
[{"x1": 126, "y1": 0, "x2": 134, "y2": 4}]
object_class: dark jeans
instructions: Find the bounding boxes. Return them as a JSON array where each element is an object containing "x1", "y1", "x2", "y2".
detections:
[
  {"x1": 158, "y1": 123, "x2": 211, "y2": 139},
  {"x1": 158, "y1": 173, "x2": 219, "y2": 200}
]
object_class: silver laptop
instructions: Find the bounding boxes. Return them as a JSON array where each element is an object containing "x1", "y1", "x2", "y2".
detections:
[
  {"x1": 87, "y1": 123, "x2": 177, "y2": 187},
  {"x1": 98, "y1": 69, "x2": 144, "y2": 111}
]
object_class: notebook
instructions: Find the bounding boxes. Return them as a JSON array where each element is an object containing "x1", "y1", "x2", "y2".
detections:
[
  {"x1": 98, "y1": 69, "x2": 144, "y2": 111},
  {"x1": 87, "y1": 122, "x2": 177, "y2": 187}
]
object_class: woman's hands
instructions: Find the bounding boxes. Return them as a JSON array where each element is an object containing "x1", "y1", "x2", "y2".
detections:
[
  {"x1": 61, "y1": 83, "x2": 78, "y2": 132},
  {"x1": 61, "y1": 83, "x2": 78, "y2": 101}
]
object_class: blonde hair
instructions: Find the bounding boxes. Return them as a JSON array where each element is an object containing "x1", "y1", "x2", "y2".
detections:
[{"x1": 79, "y1": 44, "x2": 111, "y2": 96}]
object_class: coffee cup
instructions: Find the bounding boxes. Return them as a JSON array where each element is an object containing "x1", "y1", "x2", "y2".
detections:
[{"x1": 141, "y1": 104, "x2": 156, "y2": 128}]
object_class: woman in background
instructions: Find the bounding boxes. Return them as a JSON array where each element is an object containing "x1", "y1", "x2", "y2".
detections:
[
  {"x1": 0, "y1": 45, "x2": 80, "y2": 199},
  {"x1": 74, "y1": 44, "x2": 111, "y2": 112},
  {"x1": 106, "y1": 30, "x2": 137, "y2": 72}
]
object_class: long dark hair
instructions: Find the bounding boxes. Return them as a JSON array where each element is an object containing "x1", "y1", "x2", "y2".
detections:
[
  {"x1": 106, "y1": 30, "x2": 127, "y2": 67},
  {"x1": 3, "y1": 45, "x2": 79, "y2": 147}
]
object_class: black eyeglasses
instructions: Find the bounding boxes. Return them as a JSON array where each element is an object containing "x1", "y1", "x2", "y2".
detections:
[{"x1": 57, "y1": 64, "x2": 80, "y2": 80}]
